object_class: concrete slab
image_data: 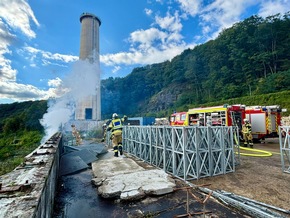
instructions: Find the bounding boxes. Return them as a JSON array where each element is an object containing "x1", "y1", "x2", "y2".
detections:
[
  {"x1": 91, "y1": 153, "x2": 145, "y2": 179},
  {"x1": 91, "y1": 151, "x2": 176, "y2": 200},
  {"x1": 97, "y1": 169, "x2": 176, "y2": 200}
]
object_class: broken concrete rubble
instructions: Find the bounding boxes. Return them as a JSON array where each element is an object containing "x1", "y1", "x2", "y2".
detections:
[{"x1": 91, "y1": 151, "x2": 176, "y2": 200}]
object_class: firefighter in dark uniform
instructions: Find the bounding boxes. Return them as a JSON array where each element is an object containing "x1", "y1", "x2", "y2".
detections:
[
  {"x1": 242, "y1": 119, "x2": 253, "y2": 148},
  {"x1": 107, "y1": 113, "x2": 127, "y2": 157}
]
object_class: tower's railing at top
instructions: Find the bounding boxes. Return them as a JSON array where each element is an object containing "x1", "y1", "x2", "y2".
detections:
[{"x1": 122, "y1": 125, "x2": 240, "y2": 181}]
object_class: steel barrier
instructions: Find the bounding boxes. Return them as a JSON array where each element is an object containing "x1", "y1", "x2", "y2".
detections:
[
  {"x1": 279, "y1": 126, "x2": 290, "y2": 174},
  {"x1": 122, "y1": 126, "x2": 240, "y2": 181}
]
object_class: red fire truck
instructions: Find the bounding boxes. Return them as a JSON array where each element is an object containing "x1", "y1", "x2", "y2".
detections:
[
  {"x1": 170, "y1": 104, "x2": 286, "y2": 142},
  {"x1": 245, "y1": 105, "x2": 286, "y2": 141},
  {"x1": 170, "y1": 104, "x2": 246, "y2": 130},
  {"x1": 170, "y1": 111, "x2": 188, "y2": 126}
]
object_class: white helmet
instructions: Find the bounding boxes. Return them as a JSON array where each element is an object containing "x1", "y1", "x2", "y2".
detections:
[
  {"x1": 244, "y1": 118, "x2": 249, "y2": 123},
  {"x1": 112, "y1": 113, "x2": 118, "y2": 119}
]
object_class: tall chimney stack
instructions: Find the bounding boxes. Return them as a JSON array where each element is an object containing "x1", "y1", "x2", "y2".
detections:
[{"x1": 75, "y1": 12, "x2": 101, "y2": 120}]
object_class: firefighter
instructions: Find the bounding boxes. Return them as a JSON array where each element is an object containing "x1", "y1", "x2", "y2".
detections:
[
  {"x1": 107, "y1": 113, "x2": 127, "y2": 157},
  {"x1": 101, "y1": 123, "x2": 107, "y2": 142},
  {"x1": 206, "y1": 116, "x2": 212, "y2": 126},
  {"x1": 242, "y1": 119, "x2": 253, "y2": 148},
  {"x1": 71, "y1": 124, "x2": 82, "y2": 145}
]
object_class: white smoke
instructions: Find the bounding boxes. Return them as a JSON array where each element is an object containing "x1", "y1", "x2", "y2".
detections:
[{"x1": 40, "y1": 60, "x2": 99, "y2": 142}]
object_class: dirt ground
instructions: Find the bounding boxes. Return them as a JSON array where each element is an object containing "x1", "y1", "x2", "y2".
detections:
[{"x1": 190, "y1": 138, "x2": 290, "y2": 212}]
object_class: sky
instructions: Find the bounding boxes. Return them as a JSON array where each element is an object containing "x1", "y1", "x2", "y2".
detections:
[{"x1": 0, "y1": 0, "x2": 289, "y2": 104}]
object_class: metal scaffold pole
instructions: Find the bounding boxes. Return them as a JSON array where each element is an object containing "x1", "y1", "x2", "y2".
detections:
[{"x1": 279, "y1": 126, "x2": 290, "y2": 174}]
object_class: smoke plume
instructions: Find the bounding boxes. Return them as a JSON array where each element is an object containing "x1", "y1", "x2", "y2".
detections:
[{"x1": 40, "y1": 60, "x2": 99, "y2": 142}]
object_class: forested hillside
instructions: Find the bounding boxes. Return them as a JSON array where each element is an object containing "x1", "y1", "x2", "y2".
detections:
[
  {"x1": 0, "y1": 100, "x2": 47, "y2": 175},
  {"x1": 101, "y1": 12, "x2": 290, "y2": 119}
]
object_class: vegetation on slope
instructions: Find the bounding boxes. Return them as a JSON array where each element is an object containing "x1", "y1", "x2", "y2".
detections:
[{"x1": 0, "y1": 100, "x2": 47, "y2": 175}]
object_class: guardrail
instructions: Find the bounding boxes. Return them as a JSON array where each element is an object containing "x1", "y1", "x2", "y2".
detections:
[{"x1": 122, "y1": 126, "x2": 240, "y2": 181}]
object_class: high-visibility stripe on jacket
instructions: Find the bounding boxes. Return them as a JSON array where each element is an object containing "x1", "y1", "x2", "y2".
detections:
[
  {"x1": 242, "y1": 123, "x2": 252, "y2": 134},
  {"x1": 109, "y1": 118, "x2": 123, "y2": 133}
]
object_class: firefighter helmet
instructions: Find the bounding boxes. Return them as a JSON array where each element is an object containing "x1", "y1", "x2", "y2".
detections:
[
  {"x1": 244, "y1": 118, "x2": 249, "y2": 123},
  {"x1": 112, "y1": 113, "x2": 118, "y2": 119}
]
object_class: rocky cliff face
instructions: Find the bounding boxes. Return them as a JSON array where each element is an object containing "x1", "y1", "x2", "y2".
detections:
[{"x1": 147, "y1": 85, "x2": 183, "y2": 113}]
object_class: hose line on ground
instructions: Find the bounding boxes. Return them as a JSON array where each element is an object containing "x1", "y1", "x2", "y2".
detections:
[
  {"x1": 233, "y1": 132, "x2": 272, "y2": 157},
  {"x1": 237, "y1": 146, "x2": 273, "y2": 157}
]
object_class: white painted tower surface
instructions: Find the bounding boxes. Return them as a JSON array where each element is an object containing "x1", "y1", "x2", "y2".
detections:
[{"x1": 75, "y1": 12, "x2": 101, "y2": 120}]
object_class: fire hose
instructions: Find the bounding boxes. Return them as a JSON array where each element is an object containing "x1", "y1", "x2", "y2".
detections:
[
  {"x1": 234, "y1": 133, "x2": 273, "y2": 157},
  {"x1": 238, "y1": 146, "x2": 273, "y2": 157}
]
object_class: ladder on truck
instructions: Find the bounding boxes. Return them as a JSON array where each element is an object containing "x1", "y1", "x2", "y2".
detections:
[{"x1": 230, "y1": 111, "x2": 243, "y2": 141}]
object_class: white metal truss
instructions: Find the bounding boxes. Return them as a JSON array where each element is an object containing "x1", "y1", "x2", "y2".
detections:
[
  {"x1": 279, "y1": 126, "x2": 290, "y2": 174},
  {"x1": 122, "y1": 126, "x2": 239, "y2": 181}
]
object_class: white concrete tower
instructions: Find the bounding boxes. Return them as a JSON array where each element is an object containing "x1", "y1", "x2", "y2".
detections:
[{"x1": 75, "y1": 12, "x2": 101, "y2": 120}]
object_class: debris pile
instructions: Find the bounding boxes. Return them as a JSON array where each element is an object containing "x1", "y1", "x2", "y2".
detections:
[{"x1": 198, "y1": 187, "x2": 290, "y2": 218}]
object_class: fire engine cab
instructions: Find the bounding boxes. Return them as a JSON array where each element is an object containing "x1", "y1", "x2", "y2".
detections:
[
  {"x1": 245, "y1": 105, "x2": 286, "y2": 141},
  {"x1": 170, "y1": 111, "x2": 188, "y2": 126}
]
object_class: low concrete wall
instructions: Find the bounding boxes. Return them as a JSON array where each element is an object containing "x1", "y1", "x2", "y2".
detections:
[{"x1": 0, "y1": 132, "x2": 62, "y2": 218}]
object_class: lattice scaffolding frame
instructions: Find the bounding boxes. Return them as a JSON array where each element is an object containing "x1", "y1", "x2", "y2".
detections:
[{"x1": 122, "y1": 125, "x2": 239, "y2": 181}]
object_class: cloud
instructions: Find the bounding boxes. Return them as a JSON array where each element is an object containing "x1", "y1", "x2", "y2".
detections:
[
  {"x1": 112, "y1": 66, "x2": 121, "y2": 73},
  {"x1": 178, "y1": 0, "x2": 290, "y2": 41},
  {"x1": 0, "y1": 81, "x2": 47, "y2": 101},
  {"x1": 0, "y1": 19, "x2": 17, "y2": 81},
  {"x1": 195, "y1": 0, "x2": 257, "y2": 39},
  {"x1": 0, "y1": 55, "x2": 17, "y2": 81},
  {"x1": 258, "y1": 0, "x2": 290, "y2": 18},
  {"x1": 0, "y1": 0, "x2": 40, "y2": 83},
  {"x1": 0, "y1": 0, "x2": 39, "y2": 39},
  {"x1": 48, "y1": 77, "x2": 62, "y2": 87},
  {"x1": 101, "y1": 9, "x2": 188, "y2": 67},
  {"x1": 42, "y1": 52, "x2": 78, "y2": 63},
  {"x1": 130, "y1": 28, "x2": 168, "y2": 49},
  {"x1": 0, "y1": 76, "x2": 71, "y2": 103},
  {"x1": 145, "y1": 8, "x2": 153, "y2": 16},
  {"x1": 155, "y1": 11, "x2": 183, "y2": 32},
  {"x1": 0, "y1": 0, "x2": 77, "y2": 103},
  {"x1": 177, "y1": 0, "x2": 202, "y2": 17},
  {"x1": 23, "y1": 46, "x2": 78, "y2": 66}
]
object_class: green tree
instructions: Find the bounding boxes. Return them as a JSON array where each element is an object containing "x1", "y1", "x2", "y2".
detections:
[{"x1": 3, "y1": 115, "x2": 24, "y2": 134}]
